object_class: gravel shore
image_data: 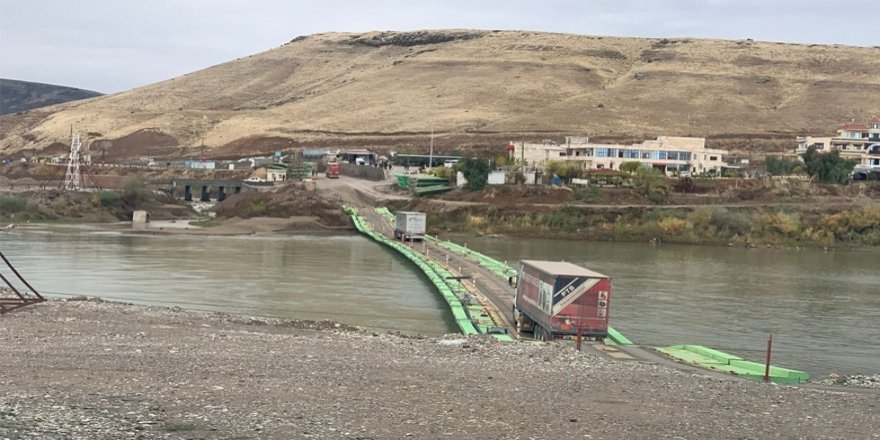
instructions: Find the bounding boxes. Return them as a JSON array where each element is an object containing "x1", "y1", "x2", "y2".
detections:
[{"x1": 1, "y1": 300, "x2": 877, "y2": 439}]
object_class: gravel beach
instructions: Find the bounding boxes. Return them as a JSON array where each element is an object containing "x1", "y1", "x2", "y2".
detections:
[{"x1": 1, "y1": 300, "x2": 877, "y2": 439}]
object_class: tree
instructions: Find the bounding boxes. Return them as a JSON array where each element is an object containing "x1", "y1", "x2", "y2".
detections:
[
  {"x1": 801, "y1": 146, "x2": 856, "y2": 184},
  {"x1": 765, "y1": 156, "x2": 800, "y2": 176},
  {"x1": 632, "y1": 165, "x2": 670, "y2": 203},
  {"x1": 545, "y1": 160, "x2": 582, "y2": 184},
  {"x1": 619, "y1": 161, "x2": 642, "y2": 175},
  {"x1": 120, "y1": 177, "x2": 149, "y2": 209},
  {"x1": 460, "y1": 158, "x2": 490, "y2": 191}
]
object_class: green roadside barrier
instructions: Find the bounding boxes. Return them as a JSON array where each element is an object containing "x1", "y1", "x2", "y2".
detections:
[
  {"x1": 606, "y1": 327, "x2": 634, "y2": 346},
  {"x1": 345, "y1": 205, "x2": 478, "y2": 335},
  {"x1": 656, "y1": 345, "x2": 809, "y2": 384}
]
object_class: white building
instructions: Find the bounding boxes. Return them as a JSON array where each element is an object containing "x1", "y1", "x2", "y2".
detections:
[
  {"x1": 511, "y1": 136, "x2": 728, "y2": 175},
  {"x1": 796, "y1": 120, "x2": 880, "y2": 169}
]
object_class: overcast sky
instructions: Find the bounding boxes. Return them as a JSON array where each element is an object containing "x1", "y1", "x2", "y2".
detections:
[{"x1": 1, "y1": 0, "x2": 877, "y2": 94}]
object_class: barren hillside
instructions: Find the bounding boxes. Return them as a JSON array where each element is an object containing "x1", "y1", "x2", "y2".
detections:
[{"x1": 1, "y1": 30, "x2": 878, "y2": 160}]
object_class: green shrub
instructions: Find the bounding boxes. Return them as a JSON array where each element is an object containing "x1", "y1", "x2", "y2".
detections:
[
  {"x1": 461, "y1": 158, "x2": 490, "y2": 191},
  {"x1": 710, "y1": 208, "x2": 751, "y2": 236},
  {"x1": 121, "y1": 178, "x2": 149, "y2": 208},
  {"x1": 97, "y1": 191, "x2": 121, "y2": 207},
  {"x1": 247, "y1": 201, "x2": 267, "y2": 216},
  {"x1": 633, "y1": 166, "x2": 669, "y2": 203},
  {"x1": 0, "y1": 196, "x2": 28, "y2": 214}
]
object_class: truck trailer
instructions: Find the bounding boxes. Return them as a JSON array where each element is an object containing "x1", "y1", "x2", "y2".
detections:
[
  {"x1": 513, "y1": 260, "x2": 611, "y2": 341},
  {"x1": 394, "y1": 211, "x2": 426, "y2": 241}
]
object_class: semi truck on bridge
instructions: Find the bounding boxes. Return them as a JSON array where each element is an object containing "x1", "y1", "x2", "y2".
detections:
[
  {"x1": 513, "y1": 260, "x2": 611, "y2": 342},
  {"x1": 394, "y1": 211, "x2": 426, "y2": 241}
]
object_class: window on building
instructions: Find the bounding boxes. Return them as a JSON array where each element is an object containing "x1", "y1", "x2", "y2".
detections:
[
  {"x1": 596, "y1": 148, "x2": 608, "y2": 158},
  {"x1": 585, "y1": 148, "x2": 593, "y2": 156},
  {"x1": 596, "y1": 164, "x2": 604, "y2": 169},
  {"x1": 608, "y1": 149, "x2": 618, "y2": 157},
  {"x1": 658, "y1": 151, "x2": 667, "y2": 160},
  {"x1": 667, "y1": 151, "x2": 679, "y2": 160},
  {"x1": 641, "y1": 152, "x2": 650, "y2": 159},
  {"x1": 652, "y1": 151, "x2": 662, "y2": 160},
  {"x1": 559, "y1": 152, "x2": 567, "y2": 156},
  {"x1": 709, "y1": 156, "x2": 718, "y2": 161},
  {"x1": 680, "y1": 152, "x2": 690, "y2": 161},
  {"x1": 625, "y1": 149, "x2": 640, "y2": 159}
]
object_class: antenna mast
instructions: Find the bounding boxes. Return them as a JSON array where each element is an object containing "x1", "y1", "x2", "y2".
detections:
[{"x1": 63, "y1": 129, "x2": 82, "y2": 191}]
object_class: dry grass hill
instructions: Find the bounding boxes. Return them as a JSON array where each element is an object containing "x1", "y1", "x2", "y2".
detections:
[{"x1": 1, "y1": 30, "x2": 879, "y2": 160}]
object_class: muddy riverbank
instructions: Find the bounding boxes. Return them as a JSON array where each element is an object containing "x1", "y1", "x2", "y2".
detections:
[{"x1": 1, "y1": 300, "x2": 877, "y2": 439}]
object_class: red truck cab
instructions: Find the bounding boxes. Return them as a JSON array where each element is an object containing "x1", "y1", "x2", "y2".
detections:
[{"x1": 326, "y1": 162, "x2": 340, "y2": 178}]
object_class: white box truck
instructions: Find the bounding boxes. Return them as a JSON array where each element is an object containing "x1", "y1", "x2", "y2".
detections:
[{"x1": 394, "y1": 211, "x2": 426, "y2": 241}]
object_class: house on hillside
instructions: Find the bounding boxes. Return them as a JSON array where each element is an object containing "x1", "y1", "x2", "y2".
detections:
[
  {"x1": 184, "y1": 159, "x2": 216, "y2": 170},
  {"x1": 338, "y1": 149, "x2": 378, "y2": 165},
  {"x1": 511, "y1": 136, "x2": 728, "y2": 176},
  {"x1": 796, "y1": 119, "x2": 880, "y2": 169},
  {"x1": 249, "y1": 166, "x2": 287, "y2": 183}
]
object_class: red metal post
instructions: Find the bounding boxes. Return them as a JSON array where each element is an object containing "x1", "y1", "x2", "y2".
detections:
[
  {"x1": 763, "y1": 334, "x2": 773, "y2": 383},
  {"x1": 575, "y1": 324, "x2": 582, "y2": 351}
]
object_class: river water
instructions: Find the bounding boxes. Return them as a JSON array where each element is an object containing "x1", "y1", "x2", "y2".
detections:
[
  {"x1": 2, "y1": 229, "x2": 877, "y2": 376},
  {"x1": 1, "y1": 229, "x2": 454, "y2": 334}
]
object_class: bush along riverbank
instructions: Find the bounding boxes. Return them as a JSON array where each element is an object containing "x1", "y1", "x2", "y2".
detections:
[{"x1": 420, "y1": 204, "x2": 880, "y2": 248}]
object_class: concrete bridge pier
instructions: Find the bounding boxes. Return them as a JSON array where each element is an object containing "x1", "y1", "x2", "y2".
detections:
[{"x1": 172, "y1": 179, "x2": 245, "y2": 202}]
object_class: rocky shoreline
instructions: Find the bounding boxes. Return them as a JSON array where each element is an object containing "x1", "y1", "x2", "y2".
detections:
[{"x1": 1, "y1": 300, "x2": 878, "y2": 439}]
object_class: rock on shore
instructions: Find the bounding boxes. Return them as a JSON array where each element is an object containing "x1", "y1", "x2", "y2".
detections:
[{"x1": 1, "y1": 300, "x2": 877, "y2": 439}]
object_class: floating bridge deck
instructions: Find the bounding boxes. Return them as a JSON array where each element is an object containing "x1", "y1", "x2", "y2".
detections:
[{"x1": 353, "y1": 206, "x2": 808, "y2": 384}]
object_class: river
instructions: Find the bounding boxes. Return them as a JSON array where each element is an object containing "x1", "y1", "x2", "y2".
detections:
[
  {"x1": 2, "y1": 229, "x2": 878, "y2": 376},
  {"x1": 1, "y1": 229, "x2": 454, "y2": 334}
]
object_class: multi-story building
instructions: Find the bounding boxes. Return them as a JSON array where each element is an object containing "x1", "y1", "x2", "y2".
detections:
[
  {"x1": 796, "y1": 119, "x2": 880, "y2": 169},
  {"x1": 511, "y1": 136, "x2": 728, "y2": 175}
]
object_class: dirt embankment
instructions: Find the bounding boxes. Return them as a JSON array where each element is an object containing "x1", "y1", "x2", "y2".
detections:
[
  {"x1": 0, "y1": 300, "x2": 876, "y2": 439},
  {"x1": 0, "y1": 189, "x2": 193, "y2": 223},
  {"x1": 389, "y1": 180, "x2": 880, "y2": 248},
  {"x1": 212, "y1": 184, "x2": 350, "y2": 228},
  {"x1": 433, "y1": 178, "x2": 880, "y2": 206}
]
